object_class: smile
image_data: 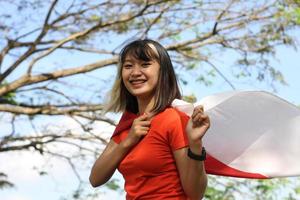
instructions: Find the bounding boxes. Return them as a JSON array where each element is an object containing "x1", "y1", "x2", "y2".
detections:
[{"x1": 129, "y1": 79, "x2": 147, "y2": 85}]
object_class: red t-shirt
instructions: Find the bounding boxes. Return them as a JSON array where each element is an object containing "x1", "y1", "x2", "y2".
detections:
[{"x1": 112, "y1": 108, "x2": 190, "y2": 200}]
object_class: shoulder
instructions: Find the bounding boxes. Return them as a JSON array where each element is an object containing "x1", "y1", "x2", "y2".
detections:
[
  {"x1": 152, "y1": 107, "x2": 189, "y2": 129},
  {"x1": 152, "y1": 108, "x2": 189, "y2": 149}
]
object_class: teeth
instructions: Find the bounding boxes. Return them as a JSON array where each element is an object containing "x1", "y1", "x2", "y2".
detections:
[{"x1": 131, "y1": 80, "x2": 146, "y2": 84}]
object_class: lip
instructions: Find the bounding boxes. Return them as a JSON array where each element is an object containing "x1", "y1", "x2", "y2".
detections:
[
  {"x1": 130, "y1": 79, "x2": 146, "y2": 84},
  {"x1": 129, "y1": 79, "x2": 147, "y2": 87}
]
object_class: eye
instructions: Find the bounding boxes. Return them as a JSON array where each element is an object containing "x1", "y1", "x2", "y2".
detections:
[
  {"x1": 141, "y1": 62, "x2": 151, "y2": 67},
  {"x1": 123, "y1": 64, "x2": 132, "y2": 69}
]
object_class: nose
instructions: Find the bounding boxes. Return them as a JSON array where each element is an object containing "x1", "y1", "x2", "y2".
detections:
[{"x1": 130, "y1": 65, "x2": 142, "y2": 76}]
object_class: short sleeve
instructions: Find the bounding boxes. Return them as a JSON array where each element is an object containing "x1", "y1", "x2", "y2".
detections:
[
  {"x1": 111, "y1": 129, "x2": 129, "y2": 144},
  {"x1": 112, "y1": 134, "x2": 121, "y2": 144},
  {"x1": 168, "y1": 110, "x2": 190, "y2": 151}
]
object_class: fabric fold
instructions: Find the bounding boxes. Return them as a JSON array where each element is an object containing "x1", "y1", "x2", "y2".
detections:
[{"x1": 113, "y1": 91, "x2": 300, "y2": 178}]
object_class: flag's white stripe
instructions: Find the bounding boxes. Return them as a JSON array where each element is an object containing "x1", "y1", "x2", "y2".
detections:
[
  {"x1": 172, "y1": 91, "x2": 300, "y2": 178},
  {"x1": 229, "y1": 115, "x2": 300, "y2": 177}
]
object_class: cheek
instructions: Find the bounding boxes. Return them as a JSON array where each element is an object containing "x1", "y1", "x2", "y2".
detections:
[
  {"x1": 121, "y1": 70, "x2": 130, "y2": 88},
  {"x1": 121, "y1": 69, "x2": 129, "y2": 82},
  {"x1": 121, "y1": 68, "x2": 126, "y2": 79},
  {"x1": 152, "y1": 69, "x2": 160, "y2": 85}
]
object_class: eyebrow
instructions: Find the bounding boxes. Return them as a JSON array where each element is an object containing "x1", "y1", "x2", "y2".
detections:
[
  {"x1": 124, "y1": 59, "x2": 133, "y2": 62},
  {"x1": 123, "y1": 59, "x2": 153, "y2": 63}
]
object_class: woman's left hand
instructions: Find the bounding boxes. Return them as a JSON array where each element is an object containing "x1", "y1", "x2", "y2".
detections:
[{"x1": 186, "y1": 105, "x2": 210, "y2": 145}]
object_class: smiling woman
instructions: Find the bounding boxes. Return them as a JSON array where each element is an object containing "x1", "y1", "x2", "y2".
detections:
[
  {"x1": 121, "y1": 54, "x2": 160, "y2": 104},
  {"x1": 108, "y1": 39, "x2": 182, "y2": 115},
  {"x1": 89, "y1": 39, "x2": 209, "y2": 200}
]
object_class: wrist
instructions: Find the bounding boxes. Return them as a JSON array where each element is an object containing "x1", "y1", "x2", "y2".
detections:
[
  {"x1": 189, "y1": 140, "x2": 203, "y2": 154},
  {"x1": 187, "y1": 147, "x2": 206, "y2": 161},
  {"x1": 121, "y1": 137, "x2": 136, "y2": 149}
]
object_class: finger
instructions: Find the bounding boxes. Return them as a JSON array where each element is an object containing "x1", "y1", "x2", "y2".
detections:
[
  {"x1": 137, "y1": 113, "x2": 149, "y2": 121},
  {"x1": 195, "y1": 105, "x2": 204, "y2": 114},
  {"x1": 139, "y1": 126, "x2": 150, "y2": 132},
  {"x1": 192, "y1": 105, "x2": 204, "y2": 118},
  {"x1": 138, "y1": 130, "x2": 149, "y2": 136},
  {"x1": 192, "y1": 112, "x2": 204, "y2": 125},
  {"x1": 202, "y1": 114, "x2": 210, "y2": 124},
  {"x1": 137, "y1": 128, "x2": 149, "y2": 135},
  {"x1": 139, "y1": 121, "x2": 151, "y2": 127},
  {"x1": 139, "y1": 113, "x2": 148, "y2": 119}
]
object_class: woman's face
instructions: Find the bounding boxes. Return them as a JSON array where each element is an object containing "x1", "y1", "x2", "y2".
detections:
[{"x1": 122, "y1": 54, "x2": 160, "y2": 100}]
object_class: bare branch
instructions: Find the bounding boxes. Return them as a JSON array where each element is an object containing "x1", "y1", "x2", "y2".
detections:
[
  {"x1": 0, "y1": 103, "x2": 103, "y2": 115},
  {"x1": 26, "y1": 1, "x2": 156, "y2": 75},
  {"x1": 0, "y1": 0, "x2": 59, "y2": 83},
  {"x1": 69, "y1": 115, "x2": 110, "y2": 144},
  {"x1": 0, "y1": 56, "x2": 118, "y2": 95},
  {"x1": 175, "y1": 48, "x2": 236, "y2": 90},
  {"x1": 72, "y1": 113, "x2": 116, "y2": 127},
  {"x1": 44, "y1": 150, "x2": 83, "y2": 182},
  {"x1": 140, "y1": 7, "x2": 168, "y2": 39},
  {"x1": 204, "y1": 59, "x2": 236, "y2": 90},
  {"x1": 212, "y1": 0, "x2": 237, "y2": 34},
  {"x1": 58, "y1": 46, "x2": 116, "y2": 55},
  {"x1": 0, "y1": 134, "x2": 62, "y2": 153},
  {"x1": 17, "y1": 86, "x2": 78, "y2": 104}
]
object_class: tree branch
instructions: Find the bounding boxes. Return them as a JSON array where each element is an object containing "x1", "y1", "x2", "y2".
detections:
[
  {"x1": 0, "y1": 56, "x2": 118, "y2": 95},
  {"x1": 0, "y1": 103, "x2": 103, "y2": 115},
  {"x1": 0, "y1": 0, "x2": 59, "y2": 83}
]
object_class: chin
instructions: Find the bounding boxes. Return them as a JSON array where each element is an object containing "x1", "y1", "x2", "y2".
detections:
[{"x1": 131, "y1": 90, "x2": 155, "y2": 99}]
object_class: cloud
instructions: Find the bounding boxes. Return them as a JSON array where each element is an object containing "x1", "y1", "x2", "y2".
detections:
[
  {"x1": 0, "y1": 193, "x2": 31, "y2": 200},
  {"x1": 0, "y1": 115, "x2": 121, "y2": 199}
]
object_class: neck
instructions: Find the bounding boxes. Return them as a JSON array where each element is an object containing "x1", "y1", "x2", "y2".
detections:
[{"x1": 137, "y1": 95, "x2": 156, "y2": 115}]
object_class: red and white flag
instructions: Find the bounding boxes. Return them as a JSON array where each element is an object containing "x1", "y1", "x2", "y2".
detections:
[
  {"x1": 172, "y1": 91, "x2": 300, "y2": 179},
  {"x1": 113, "y1": 91, "x2": 300, "y2": 179}
]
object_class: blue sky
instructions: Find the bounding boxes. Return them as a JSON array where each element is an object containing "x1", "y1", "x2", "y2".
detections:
[
  {"x1": 0, "y1": 3, "x2": 300, "y2": 197},
  {"x1": 0, "y1": 41, "x2": 299, "y2": 200}
]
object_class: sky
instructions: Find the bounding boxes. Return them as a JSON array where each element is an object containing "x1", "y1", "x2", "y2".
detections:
[
  {"x1": 0, "y1": 3, "x2": 300, "y2": 199},
  {"x1": 0, "y1": 41, "x2": 299, "y2": 200}
]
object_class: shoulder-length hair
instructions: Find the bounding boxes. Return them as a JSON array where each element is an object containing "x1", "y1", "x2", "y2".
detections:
[{"x1": 105, "y1": 39, "x2": 181, "y2": 114}]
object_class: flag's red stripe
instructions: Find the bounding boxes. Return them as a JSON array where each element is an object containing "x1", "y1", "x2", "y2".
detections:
[
  {"x1": 205, "y1": 154, "x2": 268, "y2": 179},
  {"x1": 113, "y1": 112, "x2": 269, "y2": 179}
]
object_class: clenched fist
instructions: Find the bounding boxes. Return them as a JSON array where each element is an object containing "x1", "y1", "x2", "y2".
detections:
[{"x1": 186, "y1": 105, "x2": 210, "y2": 148}]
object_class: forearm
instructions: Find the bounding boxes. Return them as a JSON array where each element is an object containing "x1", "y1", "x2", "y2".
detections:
[
  {"x1": 184, "y1": 158, "x2": 207, "y2": 199},
  {"x1": 89, "y1": 140, "x2": 132, "y2": 187},
  {"x1": 183, "y1": 142, "x2": 207, "y2": 200}
]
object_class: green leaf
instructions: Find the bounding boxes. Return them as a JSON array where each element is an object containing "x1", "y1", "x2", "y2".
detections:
[
  {"x1": 105, "y1": 179, "x2": 120, "y2": 191},
  {"x1": 0, "y1": 81, "x2": 17, "y2": 104},
  {"x1": 182, "y1": 94, "x2": 197, "y2": 103}
]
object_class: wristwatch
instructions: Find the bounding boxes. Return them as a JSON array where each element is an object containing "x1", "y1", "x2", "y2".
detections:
[{"x1": 187, "y1": 147, "x2": 206, "y2": 161}]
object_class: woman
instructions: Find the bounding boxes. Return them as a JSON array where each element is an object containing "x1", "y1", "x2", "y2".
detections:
[{"x1": 89, "y1": 39, "x2": 210, "y2": 200}]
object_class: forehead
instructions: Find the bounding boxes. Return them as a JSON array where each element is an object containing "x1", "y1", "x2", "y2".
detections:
[
  {"x1": 121, "y1": 42, "x2": 159, "y2": 63},
  {"x1": 123, "y1": 55, "x2": 150, "y2": 62}
]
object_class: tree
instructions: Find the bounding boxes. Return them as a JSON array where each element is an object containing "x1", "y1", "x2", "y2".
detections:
[{"x1": 0, "y1": 0, "x2": 299, "y2": 199}]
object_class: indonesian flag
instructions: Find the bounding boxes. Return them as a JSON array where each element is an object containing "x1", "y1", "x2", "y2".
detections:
[{"x1": 112, "y1": 91, "x2": 300, "y2": 179}]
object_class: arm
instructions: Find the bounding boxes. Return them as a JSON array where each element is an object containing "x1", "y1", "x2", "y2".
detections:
[
  {"x1": 173, "y1": 143, "x2": 207, "y2": 200},
  {"x1": 174, "y1": 105, "x2": 210, "y2": 200},
  {"x1": 89, "y1": 139, "x2": 132, "y2": 187},
  {"x1": 89, "y1": 113, "x2": 151, "y2": 187}
]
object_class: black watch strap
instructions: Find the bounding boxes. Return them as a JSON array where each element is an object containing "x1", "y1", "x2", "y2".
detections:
[{"x1": 187, "y1": 147, "x2": 206, "y2": 161}]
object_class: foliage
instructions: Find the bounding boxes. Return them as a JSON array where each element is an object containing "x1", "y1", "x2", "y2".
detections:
[
  {"x1": 205, "y1": 176, "x2": 300, "y2": 200},
  {"x1": 0, "y1": 173, "x2": 14, "y2": 190},
  {"x1": 0, "y1": 0, "x2": 299, "y2": 199},
  {"x1": 0, "y1": 82, "x2": 16, "y2": 104}
]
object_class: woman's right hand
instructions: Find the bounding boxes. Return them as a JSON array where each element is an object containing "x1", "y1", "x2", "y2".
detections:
[
  {"x1": 89, "y1": 114, "x2": 151, "y2": 187},
  {"x1": 124, "y1": 113, "x2": 151, "y2": 148}
]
